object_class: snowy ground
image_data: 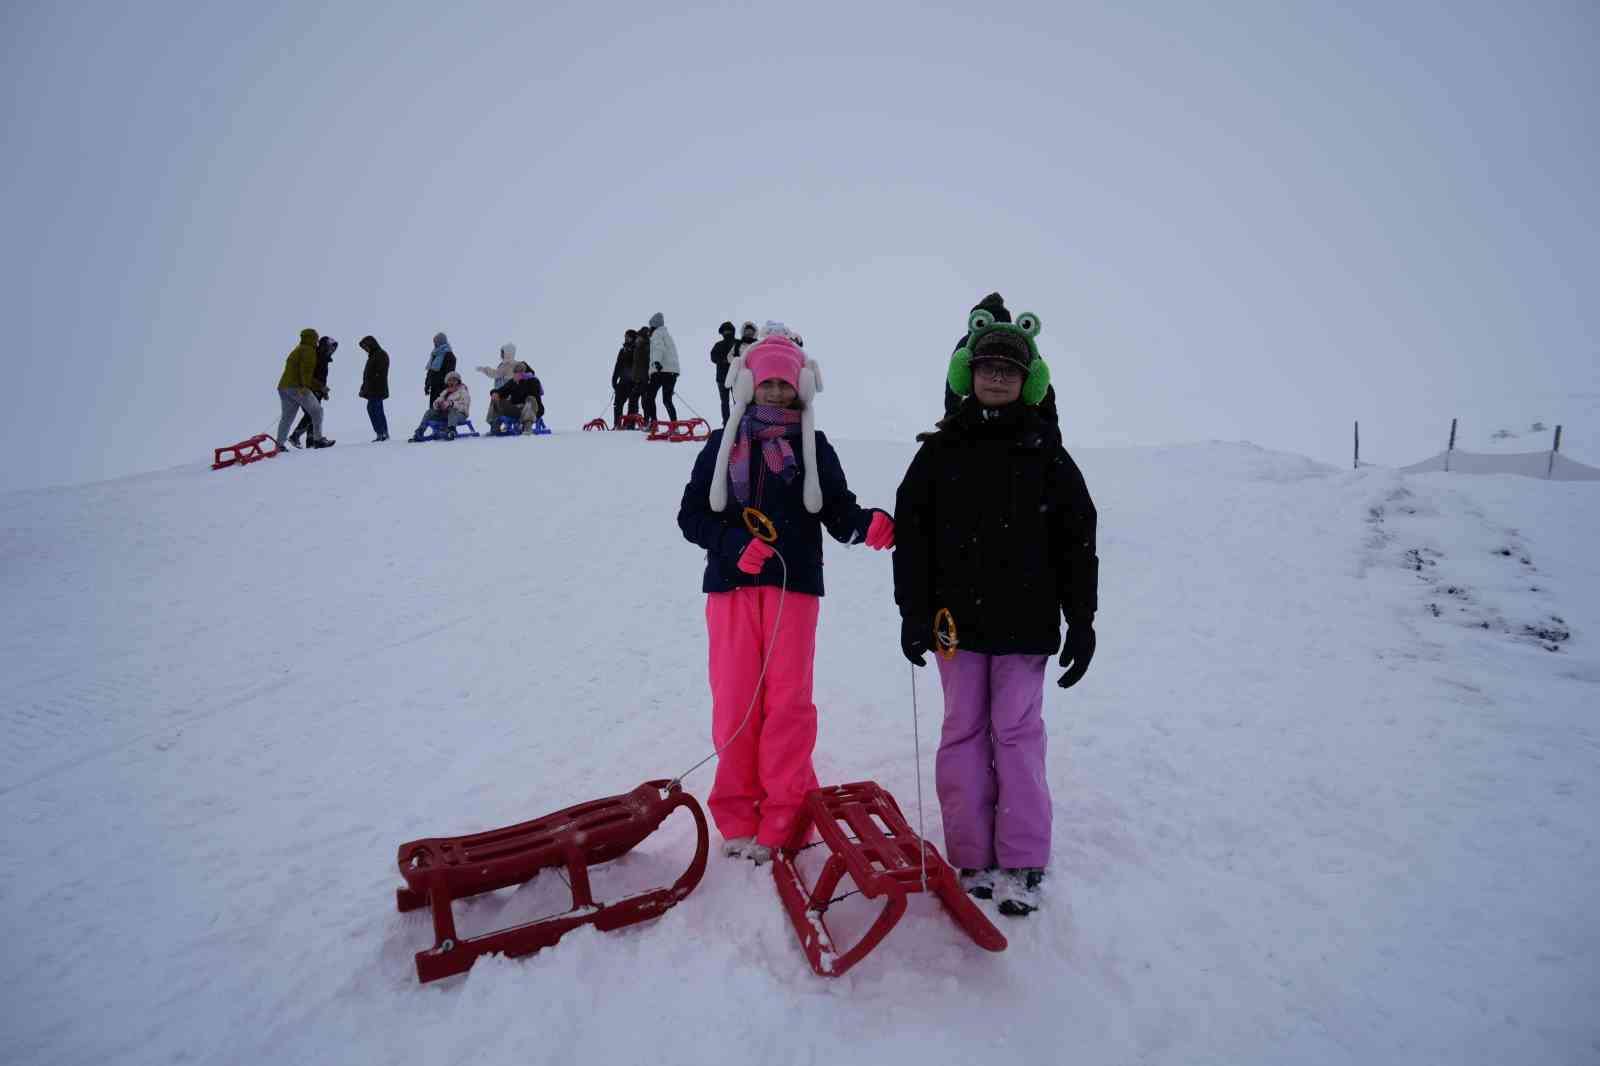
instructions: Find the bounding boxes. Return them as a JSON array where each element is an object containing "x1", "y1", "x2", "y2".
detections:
[{"x1": 1, "y1": 431, "x2": 1596, "y2": 1066}]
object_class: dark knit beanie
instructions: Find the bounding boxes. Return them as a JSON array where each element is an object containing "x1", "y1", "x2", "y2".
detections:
[
  {"x1": 719, "y1": 321, "x2": 736, "y2": 335},
  {"x1": 971, "y1": 292, "x2": 1012, "y2": 324}
]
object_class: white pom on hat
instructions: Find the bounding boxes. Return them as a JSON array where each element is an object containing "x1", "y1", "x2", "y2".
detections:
[{"x1": 759, "y1": 321, "x2": 799, "y2": 342}]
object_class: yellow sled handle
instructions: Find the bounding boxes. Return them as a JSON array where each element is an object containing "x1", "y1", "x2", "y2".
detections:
[
  {"x1": 934, "y1": 608, "x2": 959, "y2": 661},
  {"x1": 743, "y1": 507, "x2": 778, "y2": 544}
]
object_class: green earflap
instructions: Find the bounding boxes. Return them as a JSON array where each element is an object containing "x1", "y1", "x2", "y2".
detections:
[
  {"x1": 947, "y1": 347, "x2": 974, "y2": 397},
  {"x1": 1022, "y1": 357, "x2": 1050, "y2": 406}
]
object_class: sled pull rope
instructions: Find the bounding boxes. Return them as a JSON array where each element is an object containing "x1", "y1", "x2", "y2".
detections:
[
  {"x1": 671, "y1": 507, "x2": 786, "y2": 788},
  {"x1": 910, "y1": 663, "x2": 928, "y2": 891}
]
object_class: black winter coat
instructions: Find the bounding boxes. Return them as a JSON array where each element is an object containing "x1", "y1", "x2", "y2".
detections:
[
  {"x1": 313, "y1": 338, "x2": 336, "y2": 396},
  {"x1": 613, "y1": 346, "x2": 634, "y2": 388},
  {"x1": 493, "y1": 375, "x2": 543, "y2": 405},
  {"x1": 678, "y1": 428, "x2": 874, "y2": 597},
  {"x1": 893, "y1": 400, "x2": 1097, "y2": 656},
  {"x1": 710, "y1": 335, "x2": 738, "y2": 386},
  {"x1": 631, "y1": 333, "x2": 651, "y2": 384},
  {"x1": 425, "y1": 351, "x2": 457, "y2": 394},
  {"x1": 359, "y1": 343, "x2": 390, "y2": 399}
]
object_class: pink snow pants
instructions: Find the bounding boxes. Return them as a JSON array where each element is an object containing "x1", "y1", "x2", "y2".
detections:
[
  {"x1": 935, "y1": 650, "x2": 1051, "y2": 869},
  {"x1": 706, "y1": 587, "x2": 821, "y2": 848}
]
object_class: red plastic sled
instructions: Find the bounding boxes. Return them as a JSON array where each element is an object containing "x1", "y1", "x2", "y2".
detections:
[
  {"x1": 583, "y1": 418, "x2": 609, "y2": 431},
  {"x1": 646, "y1": 418, "x2": 711, "y2": 442},
  {"x1": 616, "y1": 413, "x2": 649, "y2": 431},
  {"x1": 395, "y1": 780, "x2": 709, "y2": 983},
  {"x1": 211, "y1": 434, "x2": 281, "y2": 470},
  {"x1": 772, "y1": 781, "x2": 1007, "y2": 977}
]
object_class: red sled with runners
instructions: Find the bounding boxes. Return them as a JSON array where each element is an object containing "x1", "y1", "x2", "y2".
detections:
[
  {"x1": 395, "y1": 780, "x2": 708, "y2": 983},
  {"x1": 211, "y1": 434, "x2": 281, "y2": 470},
  {"x1": 772, "y1": 781, "x2": 1007, "y2": 977},
  {"x1": 646, "y1": 418, "x2": 711, "y2": 443}
]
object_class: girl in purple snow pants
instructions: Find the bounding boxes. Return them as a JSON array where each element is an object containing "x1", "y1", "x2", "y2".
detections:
[{"x1": 891, "y1": 296, "x2": 1099, "y2": 915}]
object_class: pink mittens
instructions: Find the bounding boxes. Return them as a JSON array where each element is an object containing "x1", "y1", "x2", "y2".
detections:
[
  {"x1": 865, "y1": 511, "x2": 895, "y2": 551},
  {"x1": 737, "y1": 538, "x2": 776, "y2": 574}
]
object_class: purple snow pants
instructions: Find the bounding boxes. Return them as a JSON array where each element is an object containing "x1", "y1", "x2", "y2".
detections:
[{"x1": 935, "y1": 650, "x2": 1051, "y2": 869}]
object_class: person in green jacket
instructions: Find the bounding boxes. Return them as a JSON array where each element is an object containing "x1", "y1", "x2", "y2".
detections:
[{"x1": 276, "y1": 328, "x2": 334, "y2": 449}]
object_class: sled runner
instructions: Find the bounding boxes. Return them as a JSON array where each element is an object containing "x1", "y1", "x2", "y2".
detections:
[
  {"x1": 409, "y1": 418, "x2": 480, "y2": 442},
  {"x1": 395, "y1": 779, "x2": 709, "y2": 983},
  {"x1": 489, "y1": 416, "x2": 521, "y2": 436},
  {"x1": 645, "y1": 418, "x2": 712, "y2": 443},
  {"x1": 211, "y1": 434, "x2": 281, "y2": 470},
  {"x1": 772, "y1": 781, "x2": 1006, "y2": 977},
  {"x1": 491, "y1": 417, "x2": 553, "y2": 437}
]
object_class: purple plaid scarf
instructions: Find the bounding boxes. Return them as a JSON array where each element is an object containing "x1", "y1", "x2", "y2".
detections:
[{"x1": 729, "y1": 404, "x2": 802, "y2": 506}]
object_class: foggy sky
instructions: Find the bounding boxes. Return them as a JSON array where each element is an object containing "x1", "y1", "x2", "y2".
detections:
[{"x1": 3, "y1": 0, "x2": 1596, "y2": 493}]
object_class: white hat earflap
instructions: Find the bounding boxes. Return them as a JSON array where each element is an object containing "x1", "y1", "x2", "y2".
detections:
[
  {"x1": 800, "y1": 358, "x2": 822, "y2": 513},
  {"x1": 708, "y1": 356, "x2": 752, "y2": 512}
]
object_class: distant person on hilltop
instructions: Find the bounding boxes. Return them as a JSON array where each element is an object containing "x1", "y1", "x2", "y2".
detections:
[
  {"x1": 424, "y1": 332, "x2": 456, "y2": 402},
  {"x1": 677, "y1": 324, "x2": 895, "y2": 865},
  {"x1": 735, "y1": 320, "x2": 759, "y2": 359},
  {"x1": 709, "y1": 321, "x2": 738, "y2": 424},
  {"x1": 894, "y1": 300, "x2": 1096, "y2": 919},
  {"x1": 631, "y1": 325, "x2": 653, "y2": 424},
  {"x1": 613, "y1": 328, "x2": 639, "y2": 428},
  {"x1": 476, "y1": 343, "x2": 519, "y2": 421},
  {"x1": 944, "y1": 293, "x2": 1060, "y2": 445},
  {"x1": 275, "y1": 328, "x2": 334, "y2": 450},
  {"x1": 289, "y1": 335, "x2": 337, "y2": 448},
  {"x1": 487, "y1": 362, "x2": 545, "y2": 434},
  {"x1": 409, "y1": 371, "x2": 471, "y2": 441},
  {"x1": 646, "y1": 311, "x2": 681, "y2": 423},
  {"x1": 358, "y1": 335, "x2": 390, "y2": 442}
]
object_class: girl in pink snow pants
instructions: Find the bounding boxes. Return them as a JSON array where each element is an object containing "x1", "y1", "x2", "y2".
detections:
[
  {"x1": 891, "y1": 297, "x2": 1100, "y2": 915},
  {"x1": 676, "y1": 325, "x2": 894, "y2": 863}
]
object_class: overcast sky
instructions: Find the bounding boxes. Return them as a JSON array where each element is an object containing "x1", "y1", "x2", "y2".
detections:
[{"x1": 2, "y1": 0, "x2": 1595, "y2": 493}]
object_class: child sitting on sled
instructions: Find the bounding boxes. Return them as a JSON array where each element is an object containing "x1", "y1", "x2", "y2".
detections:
[
  {"x1": 409, "y1": 371, "x2": 471, "y2": 440},
  {"x1": 891, "y1": 303, "x2": 1099, "y2": 917},
  {"x1": 677, "y1": 324, "x2": 895, "y2": 864}
]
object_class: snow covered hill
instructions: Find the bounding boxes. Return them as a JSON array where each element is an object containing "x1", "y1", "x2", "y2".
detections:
[{"x1": 1, "y1": 433, "x2": 1596, "y2": 1066}]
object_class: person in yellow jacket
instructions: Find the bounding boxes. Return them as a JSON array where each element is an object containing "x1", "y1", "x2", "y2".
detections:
[{"x1": 276, "y1": 328, "x2": 334, "y2": 449}]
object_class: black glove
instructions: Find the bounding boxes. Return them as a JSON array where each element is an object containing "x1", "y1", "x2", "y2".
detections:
[
  {"x1": 901, "y1": 617, "x2": 931, "y2": 668},
  {"x1": 1058, "y1": 616, "x2": 1096, "y2": 689}
]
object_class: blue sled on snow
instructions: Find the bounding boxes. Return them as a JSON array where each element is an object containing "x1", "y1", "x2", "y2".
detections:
[
  {"x1": 409, "y1": 418, "x2": 480, "y2": 443},
  {"x1": 488, "y1": 417, "x2": 552, "y2": 437}
]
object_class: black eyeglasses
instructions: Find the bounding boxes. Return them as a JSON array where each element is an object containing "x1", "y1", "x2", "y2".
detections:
[{"x1": 973, "y1": 362, "x2": 1024, "y2": 382}]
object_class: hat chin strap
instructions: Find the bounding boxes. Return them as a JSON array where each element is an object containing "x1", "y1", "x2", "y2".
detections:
[
  {"x1": 798, "y1": 359, "x2": 821, "y2": 514},
  {"x1": 708, "y1": 357, "x2": 753, "y2": 512},
  {"x1": 708, "y1": 356, "x2": 823, "y2": 515}
]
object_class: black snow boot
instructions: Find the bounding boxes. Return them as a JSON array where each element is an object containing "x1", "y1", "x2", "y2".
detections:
[
  {"x1": 995, "y1": 867, "x2": 1044, "y2": 917},
  {"x1": 959, "y1": 866, "x2": 998, "y2": 899}
]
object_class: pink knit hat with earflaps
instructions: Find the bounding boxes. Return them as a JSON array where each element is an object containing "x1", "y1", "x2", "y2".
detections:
[
  {"x1": 744, "y1": 339, "x2": 804, "y2": 392},
  {"x1": 708, "y1": 331, "x2": 824, "y2": 515}
]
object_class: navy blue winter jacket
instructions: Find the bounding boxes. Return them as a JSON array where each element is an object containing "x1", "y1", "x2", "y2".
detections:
[{"x1": 678, "y1": 428, "x2": 874, "y2": 597}]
